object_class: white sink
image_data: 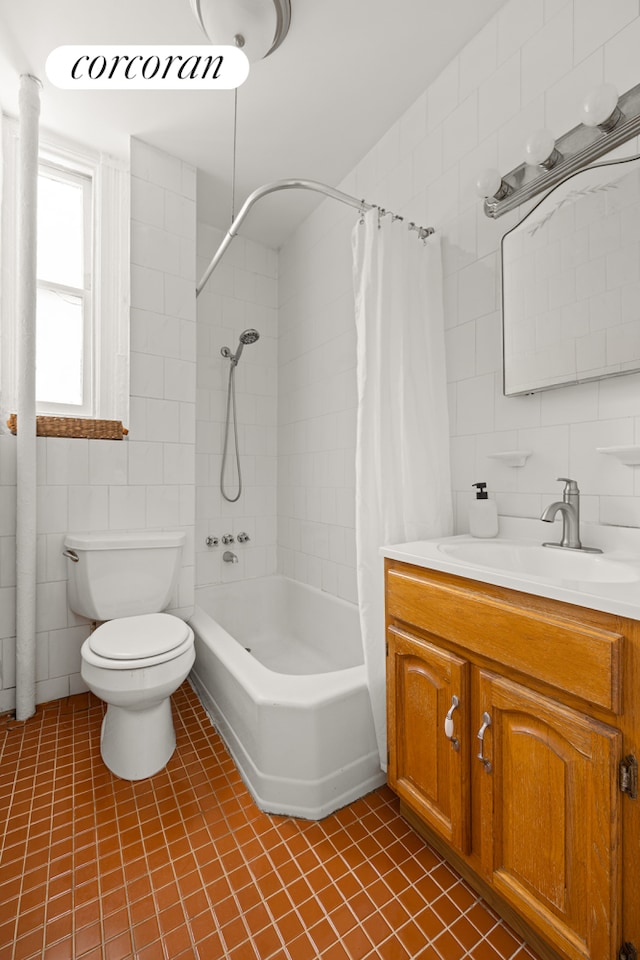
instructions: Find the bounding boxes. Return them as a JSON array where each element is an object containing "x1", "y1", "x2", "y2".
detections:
[
  {"x1": 437, "y1": 539, "x2": 640, "y2": 584},
  {"x1": 382, "y1": 518, "x2": 640, "y2": 619}
]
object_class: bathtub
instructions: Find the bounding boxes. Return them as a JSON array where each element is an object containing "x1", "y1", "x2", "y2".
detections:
[{"x1": 189, "y1": 575, "x2": 384, "y2": 819}]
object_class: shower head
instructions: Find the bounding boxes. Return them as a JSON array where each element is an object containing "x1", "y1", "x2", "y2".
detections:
[
  {"x1": 221, "y1": 328, "x2": 260, "y2": 365},
  {"x1": 234, "y1": 328, "x2": 259, "y2": 363}
]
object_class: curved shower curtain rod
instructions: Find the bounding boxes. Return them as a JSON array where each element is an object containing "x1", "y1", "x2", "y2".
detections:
[{"x1": 196, "y1": 178, "x2": 435, "y2": 297}]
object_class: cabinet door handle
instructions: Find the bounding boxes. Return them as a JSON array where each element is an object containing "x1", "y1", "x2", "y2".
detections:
[
  {"x1": 444, "y1": 695, "x2": 460, "y2": 750},
  {"x1": 476, "y1": 711, "x2": 492, "y2": 772}
]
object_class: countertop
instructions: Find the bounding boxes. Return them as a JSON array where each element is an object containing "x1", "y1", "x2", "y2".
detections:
[{"x1": 381, "y1": 516, "x2": 640, "y2": 620}]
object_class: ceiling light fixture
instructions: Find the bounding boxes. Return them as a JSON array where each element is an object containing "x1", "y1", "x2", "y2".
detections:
[
  {"x1": 478, "y1": 79, "x2": 640, "y2": 218},
  {"x1": 190, "y1": 0, "x2": 291, "y2": 62}
]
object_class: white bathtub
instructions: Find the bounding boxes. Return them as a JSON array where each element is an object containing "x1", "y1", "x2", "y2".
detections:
[{"x1": 189, "y1": 575, "x2": 384, "y2": 819}]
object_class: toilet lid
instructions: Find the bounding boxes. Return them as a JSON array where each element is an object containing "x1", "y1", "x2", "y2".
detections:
[{"x1": 88, "y1": 613, "x2": 191, "y2": 661}]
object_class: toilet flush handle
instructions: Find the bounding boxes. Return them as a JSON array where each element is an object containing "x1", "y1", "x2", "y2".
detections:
[{"x1": 62, "y1": 548, "x2": 79, "y2": 562}]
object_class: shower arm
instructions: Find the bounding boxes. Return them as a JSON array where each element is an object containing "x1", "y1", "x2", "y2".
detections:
[{"x1": 196, "y1": 178, "x2": 434, "y2": 297}]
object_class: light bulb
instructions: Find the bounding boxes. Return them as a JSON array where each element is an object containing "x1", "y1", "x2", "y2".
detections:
[
  {"x1": 581, "y1": 83, "x2": 620, "y2": 130},
  {"x1": 524, "y1": 129, "x2": 559, "y2": 168},
  {"x1": 476, "y1": 168, "x2": 503, "y2": 199}
]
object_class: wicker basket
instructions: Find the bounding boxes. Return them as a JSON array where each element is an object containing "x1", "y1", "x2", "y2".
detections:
[{"x1": 7, "y1": 414, "x2": 128, "y2": 440}]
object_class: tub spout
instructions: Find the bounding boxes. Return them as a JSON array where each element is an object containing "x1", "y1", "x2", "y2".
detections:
[{"x1": 223, "y1": 550, "x2": 238, "y2": 563}]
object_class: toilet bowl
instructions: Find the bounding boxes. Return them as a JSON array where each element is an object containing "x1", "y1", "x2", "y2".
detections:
[
  {"x1": 64, "y1": 530, "x2": 195, "y2": 781},
  {"x1": 81, "y1": 613, "x2": 195, "y2": 780}
]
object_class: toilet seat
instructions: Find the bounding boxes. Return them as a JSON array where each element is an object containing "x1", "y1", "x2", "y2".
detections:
[{"x1": 85, "y1": 613, "x2": 193, "y2": 669}]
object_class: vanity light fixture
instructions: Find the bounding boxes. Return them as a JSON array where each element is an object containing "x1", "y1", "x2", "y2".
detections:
[{"x1": 479, "y1": 80, "x2": 640, "y2": 218}]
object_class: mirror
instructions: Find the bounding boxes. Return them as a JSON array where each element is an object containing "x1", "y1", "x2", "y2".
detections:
[{"x1": 501, "y1": 154, "x2": 640, "y2": 396}]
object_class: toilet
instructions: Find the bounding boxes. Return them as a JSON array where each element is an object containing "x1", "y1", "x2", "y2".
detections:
[{"x1": 64, "y1": 530, "x2": 195, "y2": 781}]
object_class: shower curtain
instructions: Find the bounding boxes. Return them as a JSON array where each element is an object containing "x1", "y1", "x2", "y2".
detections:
[{"x1": 353, "y1": 208, "x2": 453, "y2": 767}]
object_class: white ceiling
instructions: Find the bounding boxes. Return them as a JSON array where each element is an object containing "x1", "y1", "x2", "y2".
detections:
[{"x1": 0, "y1": 0, "x2": 508, "y2": 248}]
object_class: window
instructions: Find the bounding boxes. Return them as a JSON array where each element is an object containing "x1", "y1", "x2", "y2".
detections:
[
  {"x1": 1, "y1": 123, "x2": 129, "y2": 424},
  {"x1": 36, "y1": 160, "x2": 92, "y2": 413}
]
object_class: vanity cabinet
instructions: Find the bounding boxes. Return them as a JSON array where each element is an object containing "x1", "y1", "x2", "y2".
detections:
[{"x1": 385, "y1": 559, "x2": 639, "y2": 960}]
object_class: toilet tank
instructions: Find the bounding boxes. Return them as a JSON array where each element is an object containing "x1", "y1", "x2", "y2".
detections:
[{"x1": 64, "y1": 530, "x2": 186, "y2": 621}]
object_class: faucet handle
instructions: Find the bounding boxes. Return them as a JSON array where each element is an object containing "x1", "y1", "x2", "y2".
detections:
[{"x1": 556, "y1": 477, "x2": 579, "y2": 496}]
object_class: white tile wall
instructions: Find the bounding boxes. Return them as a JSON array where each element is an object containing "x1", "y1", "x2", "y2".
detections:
[
  {"x1": 278, "y1": 0, "x2": 640, "y2": 576},
  {"x1": 195, "y1": 222, "x2": 278, "y2": 589},
  {"x1": 277, "y1": 198, "x2": 359, "y2": 603},
  {"x1": 0, "y1": 139, "x2": 196, "y2": 711}
]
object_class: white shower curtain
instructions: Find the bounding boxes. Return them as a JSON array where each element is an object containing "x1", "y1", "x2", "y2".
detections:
[{"x1": 353, "y1": 208, "x2": 453, "y2": 767}]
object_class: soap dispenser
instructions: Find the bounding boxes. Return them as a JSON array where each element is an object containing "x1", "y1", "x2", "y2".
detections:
[{"x1": 469, "y1": 482, "x2": 498, "y2": 538}]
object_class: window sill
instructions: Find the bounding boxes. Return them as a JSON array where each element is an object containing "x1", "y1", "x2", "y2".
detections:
[{"x1": 7, "y1": 414, "x2": 128, "y2": 440}]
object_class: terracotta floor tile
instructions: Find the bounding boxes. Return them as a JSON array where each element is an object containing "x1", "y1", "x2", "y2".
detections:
[
  {"x1": 163, "y1": 924, "x2": 196, "y2": 957},
  {"x1": 0, "y1": 919, "x2": 17, "y2": 952},
  {"x1": 343, "y1": 924, "x2": 375, "y2": 960},
  {"x1": 470, "y1": 938, "x2": 505, "y2": 960},
  {"x1": 188, "y1": 908, "x2": 219, "y2": 944},
  {"x1": 296, "y1": 895, "x2": 325, "y2": 929},
  {"x1": 135, "y1": 944, "x2": 166, "y2": 960},
  {"x1": 413, "y1": 907, "x2": 444, "y2": 943},
  {"x1": 13, "y1": 928, "x2": 45, "y2": 960},
  {"x1": 349, "y1": 890, "x2": 377, "y2": 922},
  {"x1": 44, "y1": 911, "x2": 74, "y2": 946},
  {"x1": 381, "y1": 865, "x2": 412, "y2": 897},
  {"x1": 468, "y1": 902, "x2": 502, "y2": 937},
  {"x1": 0, "y1": 683, "x2": 541, "y2": 960},
  {"x1": 376, "y1": 936, "x2": 411, "y2": 959},
  {"x1": 44, "y1": 936, "x2": 76, "y2": 960},
  {"x1": 220, "y1": 915, "x2": 249, "y2": 950},
  {"x1": 228, "y1": 941, "x2": 260, "y2": 960},
  {"x1": 243, "y1": 901, "x2": 271, "y2": 934},
  {"x1": 316, "y1": 883, "x2": 344, "y2": 914},
  {"x1": 275, "y1": 908, "x2": 305, "y2": 943},
  {"x1": 16, "y1": 904, "x2": 46, "y2": 939},
  {"x1": 380, "y1": 897, "x2": 411, "y2": 929},
  {"x1": 129, "y1": 895, "x2": 157, "y2": 926},
  {"x1": 360, "y1": 909, "x2": 392, "y2": 945},
  {"x1": 184, "y1": 889, "x2": 209, "y2": 920},
  {"x1": 266, "y1": 890, "x2": 294, "y2": 924},
  {"x1": 432, "y1": 892, "x2": 463, "y2": 927},
  {"x1": 287, "y1": 875, "x2": 313, "y2": 906},
  {"x1": 287, "y1": 932, "x2": 321, "y2": 960},
  {"x1": 102, "y1": 907, "x2": 131, "y2": 943},
  {"x1": 132, "y1": 915, "x2": 162, "y2": 950},
  {"x1": 308, "y1": 916, "x2": 338, "y2": 952},
  {"x1": 321, "y1": 942, "x2": 350, "y2": 960},
  {"x1": 449, "y1": 878, "x2": 479, "y2": 913},
  {"x1": 252, "y1": 923, "x2": 284, "y2": 957},
  {"x1": 487, "y1": 922, "x2": 522, "y2": 958}
]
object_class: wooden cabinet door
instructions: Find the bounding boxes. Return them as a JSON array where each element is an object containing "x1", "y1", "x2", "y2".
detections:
[
  {"x1": 476, "y1": 670, "x2": 622, "y2": 960},
  {"x1": 387, "y1": 626, "x2": 470, "y2": 853}
]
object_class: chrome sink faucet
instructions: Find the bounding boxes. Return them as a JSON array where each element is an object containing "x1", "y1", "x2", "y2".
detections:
[{"x1": 540, "y1": 478, "x2": 602, "y2": 553}]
